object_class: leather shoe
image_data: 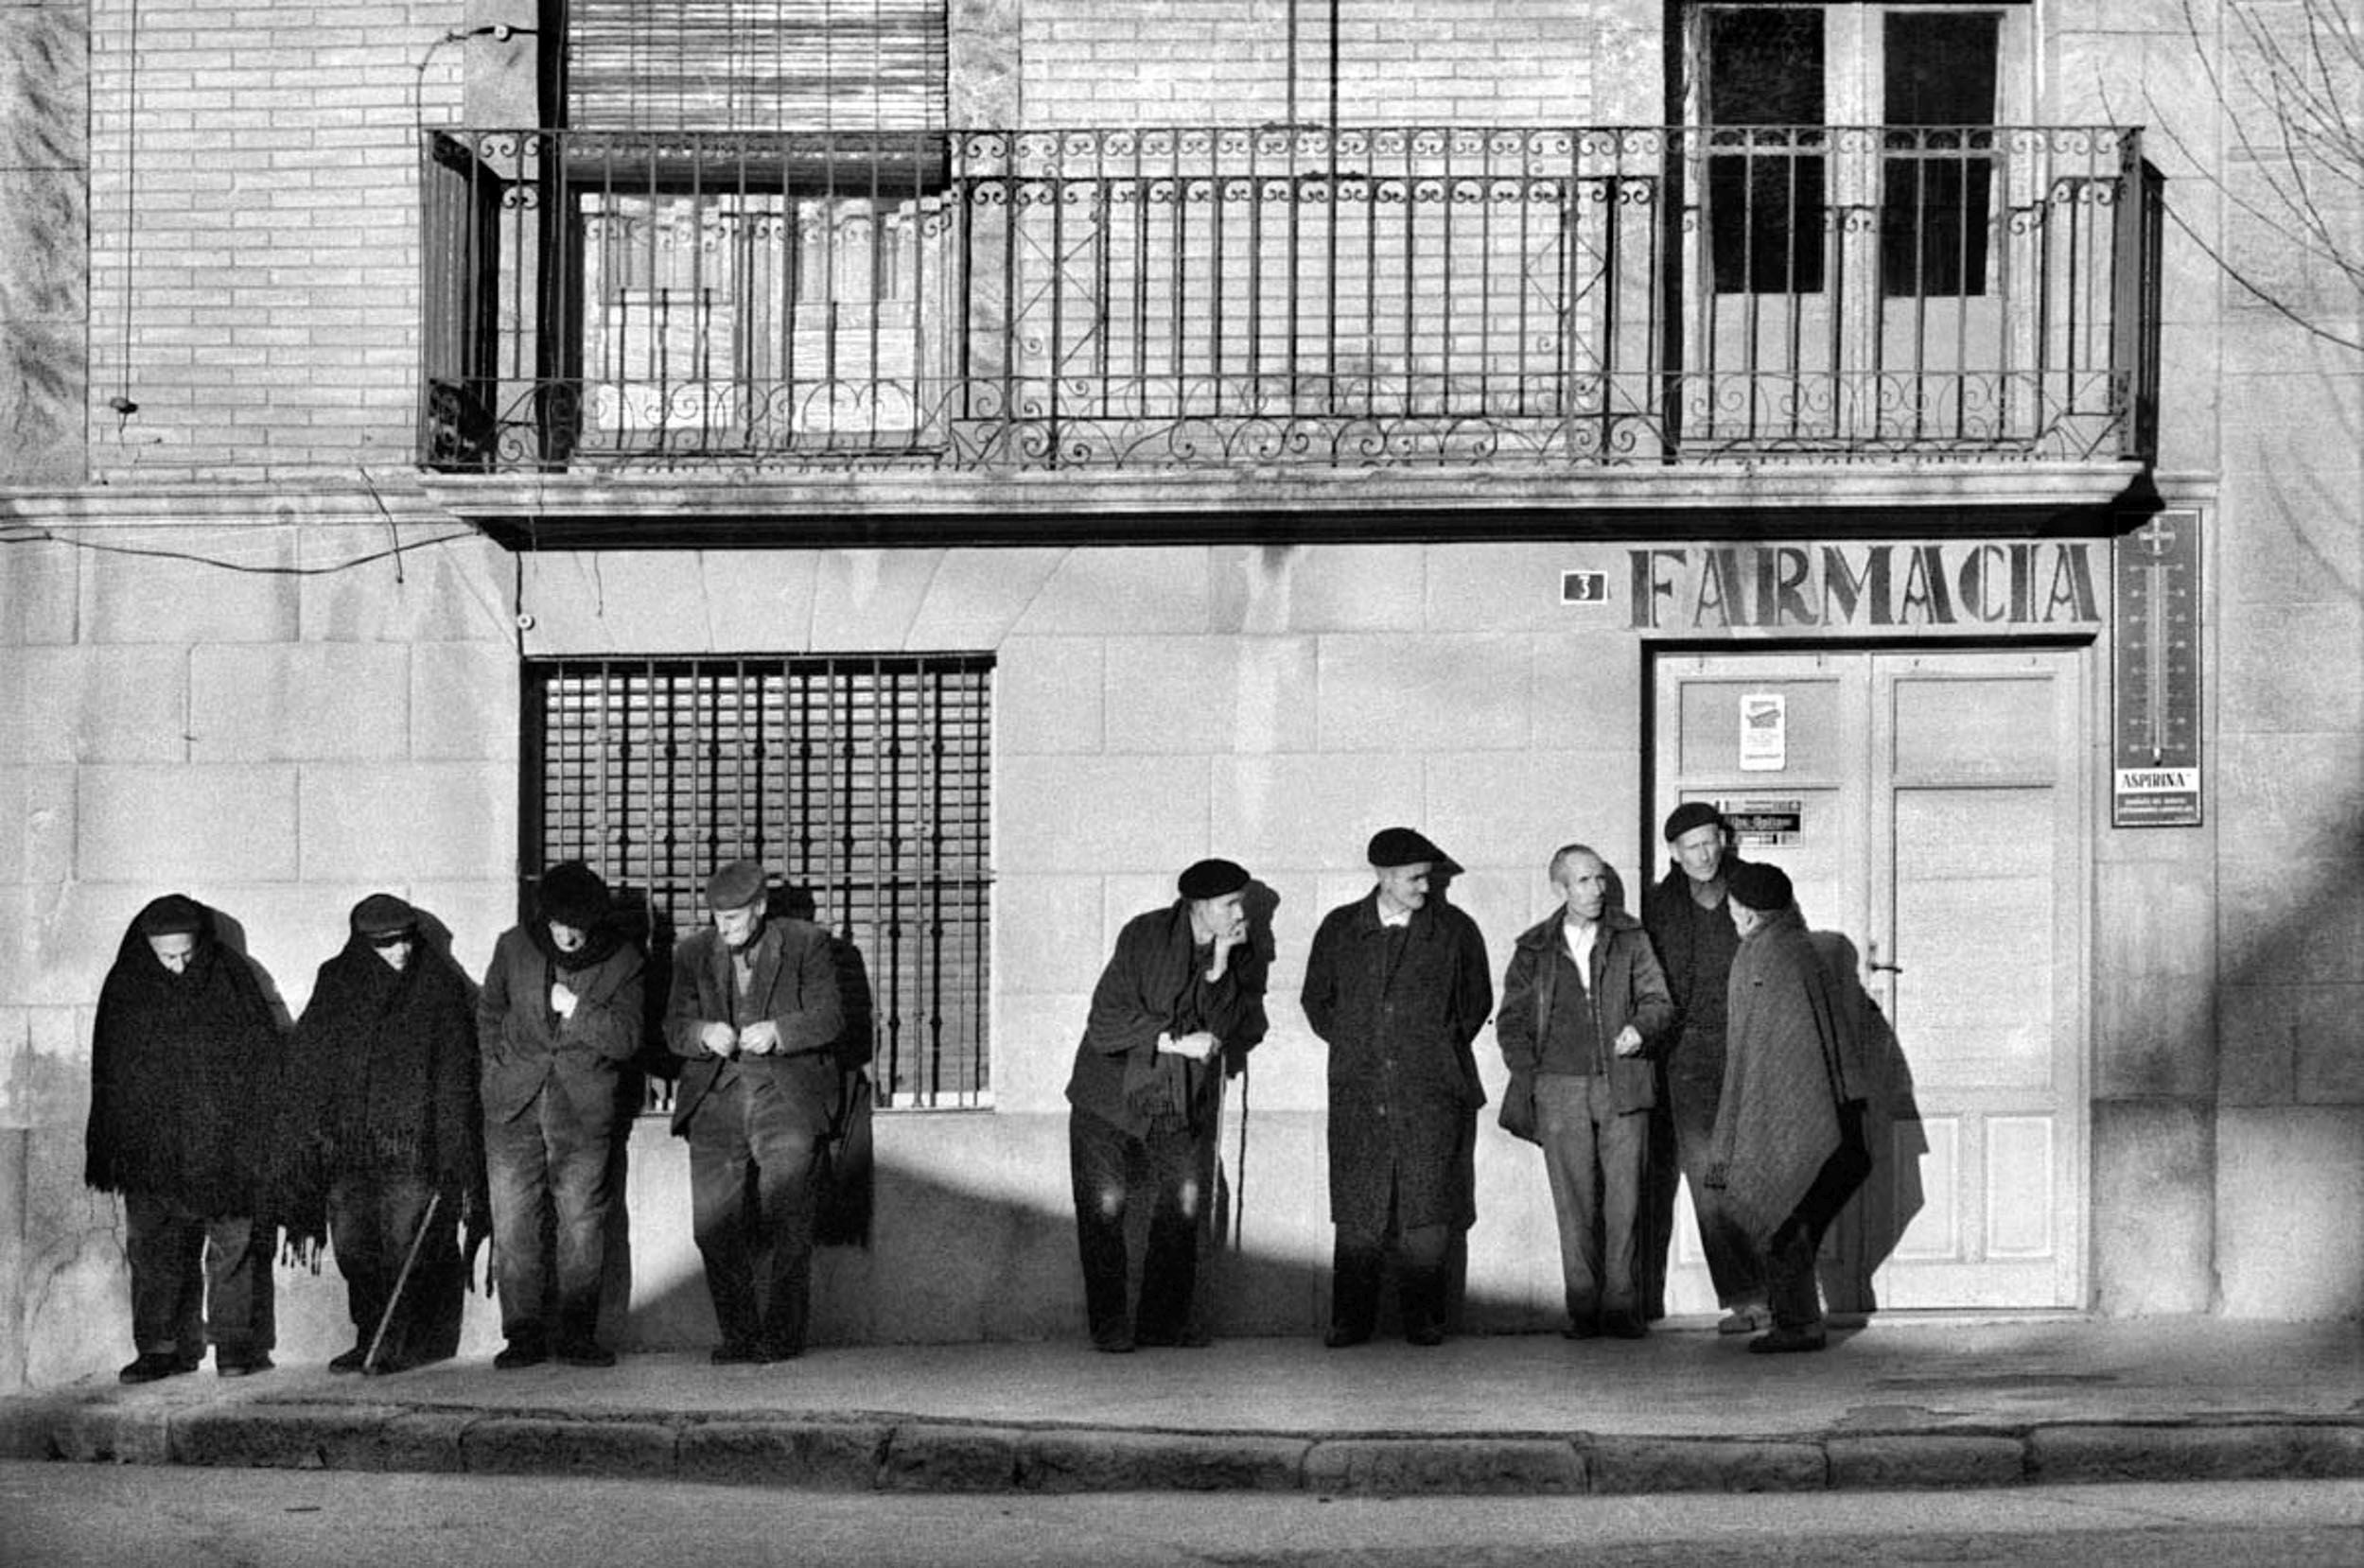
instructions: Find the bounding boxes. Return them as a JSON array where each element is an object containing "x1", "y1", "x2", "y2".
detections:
[
  {"x1": 326, "y1": 1346, "x2": 368, "y2": 1375},
  {"x1": 117, "y1": 1351, "x2": 186, "y2": 1385},
  {"x1": 1747, "y1": 1327, "x2": 1829, "y2": 1354},
  {"x1": 710, "y1": 1343, "x2": 766, "y2": 1366},
  {"x1": 556, "y1": 1341, "x2": 617, "y2": 1368},
  {"x1": 1603, "y1": 1311, "x2": 1647, "y2": 1340},
  {"x1": 1322, "y1": 1325, "x2": 1373, "y2": 1350},
  {"x1": 1405, "y1": 1321, "x2": 1445, "y2": 1348},
  {"x1": 493, "y1": 1339, "x2": 548, "y2": 1370},
  {"x1": 217, "y1": 1352, "x2": 273, "y2": 1378}
]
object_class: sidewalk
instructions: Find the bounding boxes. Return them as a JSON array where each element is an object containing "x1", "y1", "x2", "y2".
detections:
[{"x1": 5, "y1": 1316, "x2": 2359, "y2": 1495}]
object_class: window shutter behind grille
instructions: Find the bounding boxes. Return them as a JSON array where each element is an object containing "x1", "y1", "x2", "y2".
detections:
[
  {"x1": 530, "y1": 655, "x2": 991, "y2": 1107},
  {"x1": 567, "y1": 0, "x2": 949, "y2": 131}
]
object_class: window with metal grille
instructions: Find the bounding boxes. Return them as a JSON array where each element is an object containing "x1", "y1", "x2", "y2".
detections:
[
  {"x1": 524, "y1": 653, "x2": 992, "y2": 1108},
  {"x1": 562, "y1": 0, "x2": 948, "y2": 131}
]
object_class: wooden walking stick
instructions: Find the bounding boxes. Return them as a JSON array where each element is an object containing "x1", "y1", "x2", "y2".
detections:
[{"x1": 363, "y1": 1191, "x2": 443, "y2": 1374}]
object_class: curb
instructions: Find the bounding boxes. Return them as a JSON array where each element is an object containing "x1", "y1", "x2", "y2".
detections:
[{"x1": 11, "y1": 1400, "x2": 2364, "y2": 1495}]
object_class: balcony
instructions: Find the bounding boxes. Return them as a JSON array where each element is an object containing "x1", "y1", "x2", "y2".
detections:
[{"x1": 419, "y1": 125, "x2": 2159, "y2": 532}]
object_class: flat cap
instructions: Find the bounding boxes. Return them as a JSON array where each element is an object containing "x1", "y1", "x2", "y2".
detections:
[
  {"x1": 135, "y1": 894, "x2": 207, "y2": 936},
  {"x1": 705, "y1": 858, "x2": 768, "y2": 910},
  {"x1": 1178, "y1": 858, "x2": 1251, "y2": 900},
  {"x1": 536, "y1": 861, "x2": 611, "y2": 928},
  {"x1": 1663, "y1": 800, "x2": 1725, "y2": 843},
  {"x1": 350, "y1": 893, "x2": 419, "y2": 937},
  {"x1": 1367, "y1": 827, "x2": 1446, "y2": 869},
  {"x1": 1725, "y1": 861, "x2": 1794, "y2": 913}
]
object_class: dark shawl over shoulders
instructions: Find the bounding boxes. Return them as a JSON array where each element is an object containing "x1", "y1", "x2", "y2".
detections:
[
  {"x1": 85, "y1": 896, "x2": 283, "y2": 1215},
  {"x1": 1710, "y1": 905, "x2": 1848, "y2": 1241},
  {"x1": 280, "y1": 927, "x2": 483, "y2": 1234}
]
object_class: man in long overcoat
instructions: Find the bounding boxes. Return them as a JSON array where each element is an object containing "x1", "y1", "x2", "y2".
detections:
[
  {"x1": 665, "y1": 859, "x2": 849, "y2": 1364},
  {"x1": 477, "y1": 862, "x2": 646, "y2": 1368},
  {"x1": 1706, "y1": 861, "x2": 1858, "y2": 1353},
  {"x1": 1301, "y1": 828, "x2": 1492, "y2": 1347}
]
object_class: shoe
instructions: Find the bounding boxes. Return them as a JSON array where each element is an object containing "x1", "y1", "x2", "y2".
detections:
[
  {"x1": 326, "y1": 1346, "x2": 368, "y2": 1375},
  {"x1": 1090, "y1": 1325, "x2": 1135, "y2": 1354},
  {"x1": 710, "y1": 1343, "x2": 766, "y2": 1367},
  {"x1": 1747, "y1": 1327, "x2": 1829, "y2": 1355},
  {"x1": 1560, "y1": 1320, "x2": 1602, "y2": 1340},
  {"x1": 1405, "y1": 1321, "x2": 1445, "y2": 1348},
  {"x1": 1602, "y1": 1311, "x2": 1647, "y2": 1340},
  {"x1": 1132, "y1": 1326, "x2": 1214, "y2": 1350},
  {"x1": 493, "y1": 1339, "x2": 548, "y2": 1370},
  {"x1": 361, "y1": 1352, "x2": 413, "y2": 1377},
  {"x1": 117, "y1": 1351, "x2": 186, "y2": 1385},
  {"x1": 556, "y1": 1341, "x2": 617, "y2": 1368},
  {"x1": 1322, "y1": 1325, "x2": 1373, "y2": 1350},
  {"x1": 217, "y1": 1352, "x2": 273, "y2": 1378},
  {"x1": 1718, "y1": 1305, "x2": 1769, "y2": 1336}
]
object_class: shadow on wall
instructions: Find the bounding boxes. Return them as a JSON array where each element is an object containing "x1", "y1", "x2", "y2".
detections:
[{"x1": 1807, "y1": 929, "x2": 1927, "y2": 1320}]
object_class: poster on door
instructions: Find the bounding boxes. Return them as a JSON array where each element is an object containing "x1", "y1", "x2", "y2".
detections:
[{"x1": 1739, "y1": 692, "x2": 1786, "y2": 771}]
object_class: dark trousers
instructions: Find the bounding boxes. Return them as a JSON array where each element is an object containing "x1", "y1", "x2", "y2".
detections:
[
  {"x1": 689, "y1": 1073, "x2": 823, "y2": 1357},
  {"x1": 328, "y1": 1170, "x2": 462, "y2": 1368},
  {"x1": 123, "y1": 1192, "x2": 273, "y2": 1365},
  {"x1": 1331, "y1": 1180, "x2": 1452, "y2": 1341},
  {"x1": 1069, "y1": 1107, "x2": 1214, "y2": 1345},
  {"x1": 1534, "y1": 1073, "x2": 1648, "y2": 1325},
  {"x1": 484, "y1": 1080, "x2": 620, "y2": 1349},
  {"x1": 1764, "y1": 1132, "x2": 1870, "y2": 1333},
  {"x1": 1666, "y1": 1068, "x2": 1764, "y2": 1309}
]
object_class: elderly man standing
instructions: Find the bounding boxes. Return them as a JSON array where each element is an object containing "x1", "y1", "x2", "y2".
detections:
[
  {"x1": 1302, "y1": 828, "x2": 1492, "y2": 1348},
  {"x1": 1706, "y1": 862, "x2": 1862, "y2": 1354},
  {"x1": 665, "y1": 859, "x2": 848, "y2": 1365},
  {"x1": 1497, "y1": 845, "x2": 1675, "y2": 1340},
  {"x1": 87, "y1": 895, "x2": 283, "y2": 1383},
  {"x1": 477, "y1": 862, "x2": 646, "y2": 1369},
  {"x1": 1064, "y1": 857, "x2": 1266, "y2": 1352},
  {"x1": 1640, "y1": 802, "x2": 1766, "y2": 1333}
]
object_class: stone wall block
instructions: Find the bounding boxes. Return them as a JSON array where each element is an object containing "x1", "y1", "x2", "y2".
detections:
[
  {"x1": 88, "y1": 543, "x2": 300, "y2": 645},
  {"x1": 76, "y1": 764, "x2": 300, "y2": 884},
  {"x1": 2215, "y1": 1106, "x2": 2364, "y2": 1319},
  {"x1": 409, "y1": 641, "x2": 518, "y2": 762},
  {"x1": 994, "y1": 875, "x2": 1109, "y2": 997},
  {"x1": 2293, "y1": 984, "x2": 2364, "y2": 1105},
  {"x1": 1316, "y1": 634, "x2": 1532, "y2": 752},
  {"x1": 18, "y1": 766, "x2": 74, "y2": 888},
  {"x1": 1102, "y1": 636, "x2": 1243, "y2": 756},
  {"x1": 1210, "y1": 755, "x2": 1426, "y2": 873},
  {"x1": 997, "y1": 637, "x2": 1105, "y2": 755},
  {"x1": 807, "y1": 550, "x2": 946, "y2": 651},
  {"x1": 10, "y1": 645, "x2": 188, "y2": 764},
  {"x1": 190, "y1": 643, "x2": 410, "y2": 763},
  {"x1": 2090, "y1": 1098, "x2": 2215, "y2": 1315},
  {"x1": 2217, "y1": 601, "x2": 2364, "y2": 737},
  {"x1": 299, "y1": 531, "x2": 515, "y2": 644},
  {"x1": 999, "y1": 756, "x2": 1207, "y2": 873},
  {"x1": 298, "y1": 762, "x2": 510, "y2": 882},
  {"x1": 1012, "y1": 548, "x2": 1214, "y2": 636}
]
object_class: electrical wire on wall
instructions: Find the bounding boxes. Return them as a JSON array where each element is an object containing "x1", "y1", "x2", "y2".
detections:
[{"x1": 109, "y1": 0, "x2": 142, "y2": 433}]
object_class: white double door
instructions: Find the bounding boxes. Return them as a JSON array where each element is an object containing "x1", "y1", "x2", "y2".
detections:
[{"x1": 1653, "y1": 647, "x2": 2087, "y2": 1310}]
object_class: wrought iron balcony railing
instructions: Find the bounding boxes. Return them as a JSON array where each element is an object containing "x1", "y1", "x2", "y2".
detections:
[{"x1": 420, "y1": 126, "x2": 2159, "y2": 476}]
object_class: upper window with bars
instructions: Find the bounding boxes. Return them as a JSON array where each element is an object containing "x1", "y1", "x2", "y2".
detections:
[
  {"x1": 564, "y1": 0, "x2": 948, "y2": 131},
  {"x1": 525, "y1": 653, "x2": 992, "y2": 1108}
]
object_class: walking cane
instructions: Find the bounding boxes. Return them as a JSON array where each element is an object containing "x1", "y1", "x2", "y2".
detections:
[
  {"x1": 363, "y1": 1191, "x2": 443, "y2": 1375},
  {"x1": 1232, "y1": 1061, "x2": 1250, "y2": 1252}
]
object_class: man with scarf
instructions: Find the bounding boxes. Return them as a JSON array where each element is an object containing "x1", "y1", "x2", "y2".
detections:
[
  {"x1": 86, "y1": 894, "x2": 283, "y2": 1383},
  {"x1": 1302, "y1": 828, "x2": 1492, "y2": 1348},
  {"x1": 1705, "y1": 862, "x2": 1863, "y2": 1354},
  {"x1": 1639, "y1": 801, "x2": 1766, "y2": 1333},
  {"x1": 477, "y1": 862, "x2": 646, "y2": 1368},
  {"x1": 280, "y1": 895, "x2": 485, "y2": 1374},
  {"x1": 1064, "y1": 858, "x2": 1265, "y2": 1352},
  {"x1": 664, "y1": 859, "x2": 849, "y2": 1365}
]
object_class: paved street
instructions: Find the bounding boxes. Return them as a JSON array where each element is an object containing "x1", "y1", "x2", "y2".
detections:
[{"x1": 3, "y1": 1463, "x2": 2357, "y2": 1567}]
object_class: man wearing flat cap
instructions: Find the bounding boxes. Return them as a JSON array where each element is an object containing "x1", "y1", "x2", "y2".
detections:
[
  {"x1": 1064, "y1": 858, "x2": 1267, "y2": 1351},
  {"x1": 665, "y1": 858, "x2": 848, "y2": 1364},
  {"x1": 280, "y1": 894, "x2": 484, "y2": 1374},
  {"x1": 1302, "y1": 828, "x2": 1493, "y2": 1347},
  {"x1": 477, "y1": 861, "x2": 646, "y2": 1368},
  {"x1": 1639, "y1": 801, "x2": 1766, "y2": 1333},
  {"x1": 87, "y1": 894, "x2": 284, "y2": 1383},
  {"x1": 1706, "y1": 862, "x2": 1861, "y2": 1353}
]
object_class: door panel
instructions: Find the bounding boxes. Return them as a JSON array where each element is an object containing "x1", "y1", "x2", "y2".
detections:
[{"x1": 1653, "y1": 646, "x2": 2086, "y2": 1312}]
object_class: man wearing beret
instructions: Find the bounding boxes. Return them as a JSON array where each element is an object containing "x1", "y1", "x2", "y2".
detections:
[
  {"x1": 665, "y1": 859, "x2": 848, "y2": 1364},
  {"x1": 1706, "y1": 862, "x2": 1859, "y2": 1353},
  {"x1": 1302, "y1": 828, "x2": 1493, "y2": 1347},
  {"x1": 1064, "y1": 858, "x2": 1267, "y2": 1351},
  {"x1": 1638, "y1": 802, "x2": 1766, "y2": 1333},
  {"x1": 1497, "y1": 845, "x2": 1675, "y2": 1339},
  {"x1": 477, "y1": 861, "x2": 646, "y2": 1368}
]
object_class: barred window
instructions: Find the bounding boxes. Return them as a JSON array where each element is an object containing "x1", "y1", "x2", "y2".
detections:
[
  {"x1": 564, "y1": 0, "x2": 948, "y2": 131},
  {"x1": 524, "y1": 653, "x2": 992, "y2": 1108}
]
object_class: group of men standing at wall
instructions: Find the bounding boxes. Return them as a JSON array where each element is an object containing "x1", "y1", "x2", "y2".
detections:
[
  {"x1": 1066, "y1": 808, "x2": 1867, "y2": 1357},
  {"x1": 84, "y1": 859, "x2": 867, "y2": 1383}
]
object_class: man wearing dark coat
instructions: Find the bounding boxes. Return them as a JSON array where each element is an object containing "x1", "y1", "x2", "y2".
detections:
[
  {"x1": 1064, "y1": 857, "x2": 1267, "y2": 1352},
  {"x1": 1302, "y1": 828, "x2": 1493, "y2": 1347},
  {"x1": 1706, "y1": 862, "x2": 1858, "y2": 1354},
  {"x1": 476, "y1": 862, "x2": 646, "y2": 1368},
  {"x1": 1639, "y1": 801, "x2": 1767, "y2": 1332},
  {"x1": 1497, "y1": 845, "x2": 1675, "y2": 1339},
  {"x1": 280, "y1": 895, "x2": 484, "y2": 1374},
  {"x1": 86, "y1": 894, "x2": 282, "y2": 1383},
  {"x1": 664, "y1": 859, "x2": 849, "y2": 1364}
]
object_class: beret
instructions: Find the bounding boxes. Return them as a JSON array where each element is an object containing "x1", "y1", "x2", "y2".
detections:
[
  {"x1": 135, "y1": 894, "x2": 207, "y2": 937},
  {"x1": 706, "y1": 858, "x2": 768, "y2": 910},
  {"x1": 350, "y1": 893, "x2": 419, "y2": 937},
  {"x1": 1725, "y1": 861, "x2": 1794, "y2": 912},
  {"x1": 1367, "y1": 827, "x2": 1447, "y2": 869},
  {"x1": 1663, "y1": 801, "x2": 1725, "y2": 843},
  {"x1": 536, "y1": 861, "x2": 611, "y2": 928},
  {"x1": 1178, "y1": 857, "x2": 1251, "y2": 900}
]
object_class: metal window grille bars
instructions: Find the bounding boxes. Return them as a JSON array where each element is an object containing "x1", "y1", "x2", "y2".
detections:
[
  {"x1": 524, "y1": 653, "x2": 992, "y2": 1111},
  {"x1": 421, "y1": 125, "x2": 2159, "y2": 473}
]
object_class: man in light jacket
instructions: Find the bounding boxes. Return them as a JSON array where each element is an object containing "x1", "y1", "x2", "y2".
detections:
[{"x1": 1497, "y1": 845, "x2": 1675, "y2": 1339}]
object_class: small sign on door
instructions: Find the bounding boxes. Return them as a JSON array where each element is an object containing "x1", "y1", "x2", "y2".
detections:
[{"x1": 1739, "y1": 692, "x2": 1786, "y2": 771}]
